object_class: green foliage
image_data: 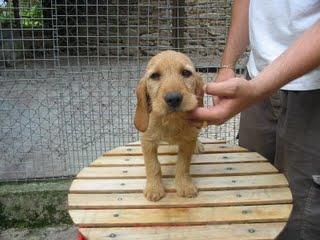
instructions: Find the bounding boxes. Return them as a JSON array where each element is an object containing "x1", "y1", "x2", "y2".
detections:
[
  {"x1": 0, "y1": 1, "x2": 13, "y2": 25},
  {"x1": 21, "y1": 3, "x2": 43, "y2": 28},
  {"x1": 0, "y1": 1, "x2": 43, "y2": 28}
]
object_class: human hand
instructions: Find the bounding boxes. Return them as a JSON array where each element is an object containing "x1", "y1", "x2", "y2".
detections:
[
  {"x1": 213, "y1": 68, "x2": 235, "y2": 105},
  {"x1": 189, "y1": 77, "x2": 260, "y2": 125}
]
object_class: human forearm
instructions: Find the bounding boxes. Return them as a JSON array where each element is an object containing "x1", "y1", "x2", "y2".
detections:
[
  {"x1": 252, "y1": 20, "x2": 320, "y2": 98},
  {"x1": 221, "y1": 0, "x2": 250, "y2": 67}
]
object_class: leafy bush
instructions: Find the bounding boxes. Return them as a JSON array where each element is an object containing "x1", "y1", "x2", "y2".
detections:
[
  {"x1": 0, "y1": 1, "x2": 43, "y2": 28},
  {"x1": 21, "y1": 3, "x2": 43, "y2": 28},
  {"x1": 0, "y1": 1, "x2": 13, "y2": 25}
]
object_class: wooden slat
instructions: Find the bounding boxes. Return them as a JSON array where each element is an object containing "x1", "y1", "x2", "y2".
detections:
[
  {"x1": 104, "y1": 144, "x2": 247, "y2": 156},
  {"x1": 91, "y1": 152, "x2": 266, "y2": 167},
  {"x1": 69, "y1": 204, "x2": 292, "y2": 227},
  {"x1": 126, "y1": 138, "x2": 226, "y2": 146},
  {"x1": 69, "y1": 174, "x2": 288, "y2": 193},
  {"x1": 77, "y1": 162, "x2": 278, "y2": 179},
  {"x1": 68, "y1": 139, "x2": 292, "y2": 240},
  {"x1": 68, "y1": 187, "x2": 292, "y2": 209},
  {"x1": 80, "y1": 222, "x2": 287, "y2": 240}
]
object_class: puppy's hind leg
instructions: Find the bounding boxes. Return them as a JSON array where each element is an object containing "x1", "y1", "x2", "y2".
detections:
[
  {"x1": 142, "y1": 140, "x2": 165, "y2": 201},
  {"x1": 175, "y1": 140, "x2": 198, "y2": 198}
]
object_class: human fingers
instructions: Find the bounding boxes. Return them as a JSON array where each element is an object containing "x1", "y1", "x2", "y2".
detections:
[{"x1": 188, "y1": 106, "x2": 227, "y2": 125}]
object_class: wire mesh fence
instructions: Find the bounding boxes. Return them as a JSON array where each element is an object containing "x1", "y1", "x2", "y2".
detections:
[{"x1": 0, "y1": 0, "x2": 245, "y2": 181}]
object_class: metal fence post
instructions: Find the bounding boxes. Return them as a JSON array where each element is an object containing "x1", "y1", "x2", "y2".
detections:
[{"x1": 171, "y1": 0, "x2": 185, "y2": 50}]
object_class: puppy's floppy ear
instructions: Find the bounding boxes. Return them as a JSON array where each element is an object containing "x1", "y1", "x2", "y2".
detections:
[
  {"x1": 195, "y1": 73, "x2": 204, "y2": 107},
  {"x1": 134, "y1": 78, "x2": 150, "y2": 132}
]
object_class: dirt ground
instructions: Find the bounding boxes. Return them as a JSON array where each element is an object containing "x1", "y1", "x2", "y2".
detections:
[{"x1": 0, "y1": 225, "x2": 77, "y2": 240}]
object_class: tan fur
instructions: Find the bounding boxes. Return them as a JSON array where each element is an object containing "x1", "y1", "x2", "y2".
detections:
[{"x1": 134, "y1": 50, "x2": 205, "y2": 201}]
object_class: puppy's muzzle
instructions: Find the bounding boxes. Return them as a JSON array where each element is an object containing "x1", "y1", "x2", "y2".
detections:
[{"x1": 164, "y1": 92, "x2": 183, "y2": 109}]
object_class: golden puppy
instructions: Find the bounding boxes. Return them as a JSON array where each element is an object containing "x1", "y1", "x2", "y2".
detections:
[{"x1": 134, "y1": 50, "x2": 204, "y2": 201}]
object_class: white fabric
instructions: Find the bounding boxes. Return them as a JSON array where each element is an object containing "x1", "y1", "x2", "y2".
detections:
[{"x1": 247, "y1": 0, "x2": 320, "y2": 91}]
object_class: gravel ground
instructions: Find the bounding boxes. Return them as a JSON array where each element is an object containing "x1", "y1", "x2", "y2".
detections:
[{"x1": 0, "y1": 225, "x2": 77, "y2": 240}]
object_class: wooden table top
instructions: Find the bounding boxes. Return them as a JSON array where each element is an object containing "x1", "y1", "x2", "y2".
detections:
[{"x1": 68, "y1": 138, "x2": 292, "y2": 240}]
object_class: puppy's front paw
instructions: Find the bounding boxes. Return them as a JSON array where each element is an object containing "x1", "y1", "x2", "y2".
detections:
[
  {"x1": 176, "y1": 177, "x2": 198, "y2": 198},
  {"x1": 144, "y1": 182, "x2": 165, "y2": 201}
]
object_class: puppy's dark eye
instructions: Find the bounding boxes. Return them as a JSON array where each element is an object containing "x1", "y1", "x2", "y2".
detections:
[
  {"x1": 181, "y1": 69, "x2": 192, "y2": 78},
  {"x1": 150, "y1": 72, "x2": 160, "y2": 80}
]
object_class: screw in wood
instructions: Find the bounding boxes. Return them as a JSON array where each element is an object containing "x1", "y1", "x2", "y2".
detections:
[
  {"x1": 242, "y1": 210, "x2": 251, "y2": 215},
  {"x1": 232, "y1": 180, "x2": 237, "y2": 183},
  {"x1": 120, "y1": 183, "x2": 125, "y2": 186},
  {"x1": 117, "y1": 197, "x2": 123, "y2": 201},
  {"x1": 113, "y1": 213, "x2": 119, "y2": 217},
  {"x1": 222, "y1": 156, "x2": 229, "y2": 159},
  {"x1": 226, "y1": 167, "x2": 233, "y2": 171},
  {"x1": 122, "y1": 170, "x2": 128, "y2": 173},
  {"x1": 236, "y1": 194, "x2": 242, "y2": 198},
  {"x1": 248, "y1": 228, "x2": 256, "y2": 233},
  {"x1": 124, "y1": 158, "x2": 130, "y2": 161},
  {"x1": 108, "y1": 233, "x2": 117, "y2": 238}
]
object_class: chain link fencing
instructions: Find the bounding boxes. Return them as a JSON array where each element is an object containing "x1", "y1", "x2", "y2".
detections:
[{"x1": 0, "y1": 0, "x2": 246, "y2": 181}]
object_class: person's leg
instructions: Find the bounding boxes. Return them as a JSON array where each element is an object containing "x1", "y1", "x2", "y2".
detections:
[
  {"x1": 275, "y1": 90, "x2": 320, "y2": 240},
  {"x1": 239, "y1": 72, "x2": 280, "y2": 163}
]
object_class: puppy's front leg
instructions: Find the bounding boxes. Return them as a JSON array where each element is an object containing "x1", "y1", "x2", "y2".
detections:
[
  {"x1": 176, "y1": 140, "x2": 198, "y2": 198},
  {"x1": 194, "y1": 139, "x2": 204, "y2": 154},
  {"x1": 142, "y1": 140, "x2": 165, "y2": 201}
]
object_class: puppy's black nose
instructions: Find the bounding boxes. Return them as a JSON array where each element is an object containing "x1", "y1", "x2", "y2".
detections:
[{"x1": 164, "y1": 92, "x2": 183, "y2": 108}]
